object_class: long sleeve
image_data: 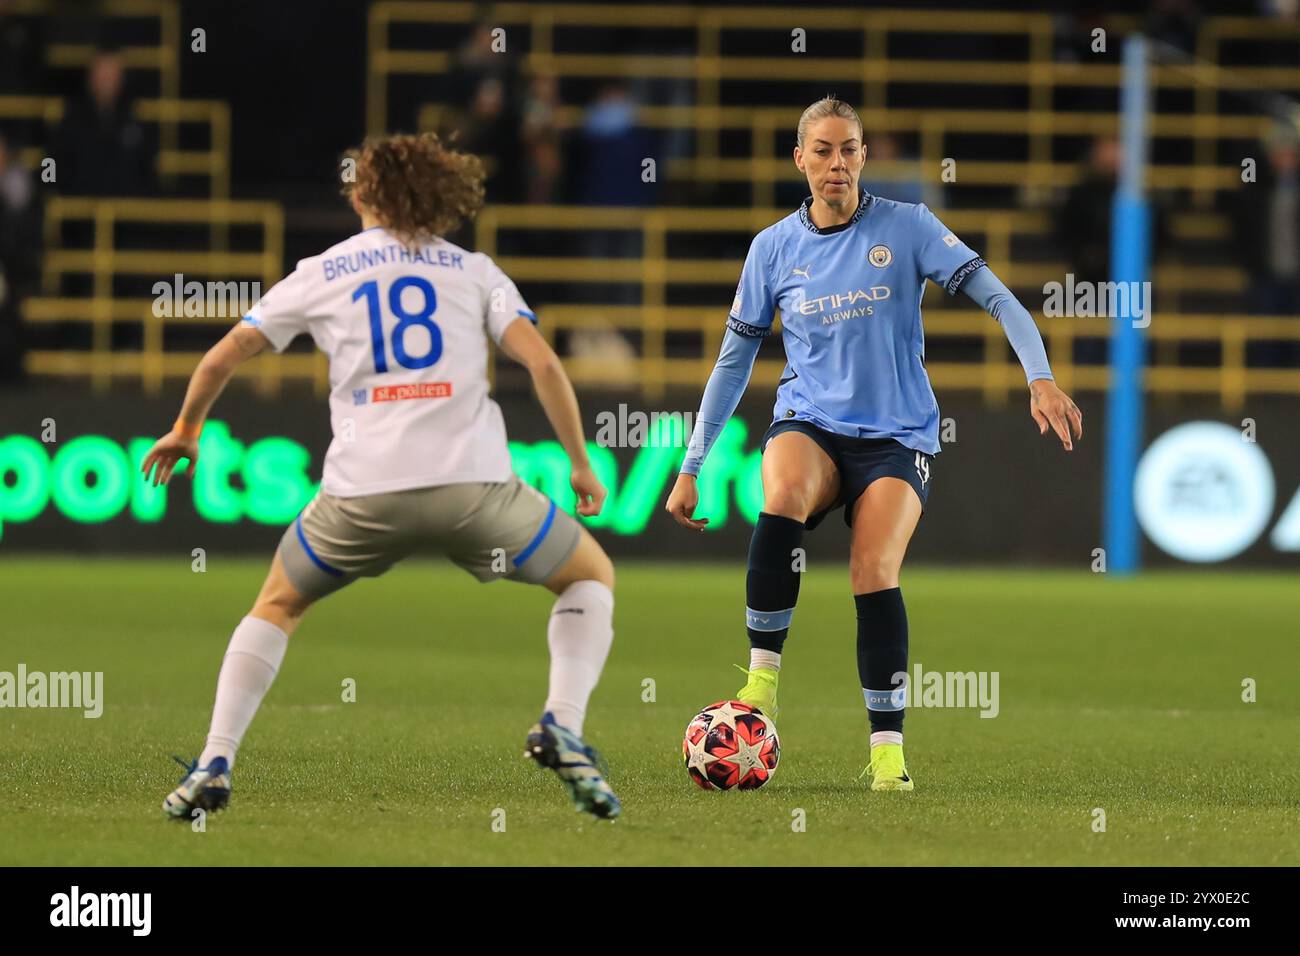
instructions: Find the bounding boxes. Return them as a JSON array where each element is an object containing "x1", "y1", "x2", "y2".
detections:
[
  {"x1": 680, "y1": 329, "x2": 763, "y2": 476},
  {"x1": 960, "y1": 265, "x2": 1054, "y2": 384}
]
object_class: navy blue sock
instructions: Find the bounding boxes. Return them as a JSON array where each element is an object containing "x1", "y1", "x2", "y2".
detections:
[
  {"x1": 745, "y1": 512, "x2": 805, "y2": 653},
  {"x1": 855, "y1": 588, "x2": 908, "y2": 734}
]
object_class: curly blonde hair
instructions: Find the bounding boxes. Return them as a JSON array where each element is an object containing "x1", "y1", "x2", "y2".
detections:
[{"x1": 341, "y1": 132, "x2": 485, "y2": 242}]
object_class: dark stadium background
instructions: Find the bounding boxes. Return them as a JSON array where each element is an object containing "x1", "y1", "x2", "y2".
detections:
[
  {"x1": 1, "y1": 0, "x2": 1298, "y2": 880},
  {"x1": 2, "y1": 0, "x2": 1298, "y2": 568}
]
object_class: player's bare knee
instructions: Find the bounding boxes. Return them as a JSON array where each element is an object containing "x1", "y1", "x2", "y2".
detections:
[
  {"x1": 589, "y1": 546, "x2": 615, "y2": 591},
  {"x1": 250, "y1": 594, "x2": 309, "y2": 636},
  {"x1": 764, "y1": 482, "x2": 817, "y2": 521},
  {"x1": 569, "y1": 549, "x2": 614, "y2": 592},
  {"x1": 850, "y1": 553, "x2": 899, "y2": 593},
  {"x1": 546, "y1": 535, "x2": 614, "y2": 594}
]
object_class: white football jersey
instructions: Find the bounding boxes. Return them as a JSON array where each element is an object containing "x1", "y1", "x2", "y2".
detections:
[{"x1": 241, "y1": 226, "x2": 533, "y2": 497}]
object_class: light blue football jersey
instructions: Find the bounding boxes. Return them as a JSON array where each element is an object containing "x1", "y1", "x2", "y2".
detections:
[{"x1": 728, "y1": 189, "x2": 985, "y2": 455}]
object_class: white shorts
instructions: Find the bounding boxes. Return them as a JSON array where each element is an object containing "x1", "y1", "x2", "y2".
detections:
[{"x1": 277, "y1": 475, "x2": 582, "y2": 600}]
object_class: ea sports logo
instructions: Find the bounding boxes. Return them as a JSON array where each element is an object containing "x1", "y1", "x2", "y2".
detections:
[
  {"x1": 868, "y1": 244, "x2": 892, "y2": 267},
  {"x1": 1135, "y1": 422, "x2": 1274, "y2": 562}
]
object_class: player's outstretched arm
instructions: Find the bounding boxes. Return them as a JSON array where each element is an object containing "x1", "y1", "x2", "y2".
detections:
[
  {"x1": 961, "y1": 266, "x2": 1083, "y2": 452},
  {"x1": 499, "y1": 317, "x2": 606, "y2": 517},
  {"x1": 140, "y1": 324, "x2": 269, "y2": 485},
  {"x1": 666, "y1": 329, "x2": 762, "y2": 530}
]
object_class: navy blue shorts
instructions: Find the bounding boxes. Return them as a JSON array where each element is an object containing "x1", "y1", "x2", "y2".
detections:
[{"x1": 760, "y1": 419, "x2": 934, "y2": 531}]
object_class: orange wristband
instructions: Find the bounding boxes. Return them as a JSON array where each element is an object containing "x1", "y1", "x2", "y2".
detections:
[{"x1": 173, "y1": 419, "x2": 203, "y2": 440}]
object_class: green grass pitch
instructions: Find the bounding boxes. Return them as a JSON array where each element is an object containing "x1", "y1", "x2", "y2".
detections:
[{"x1": 1, "y1": 557, "x2": 1296, "y2": 866}]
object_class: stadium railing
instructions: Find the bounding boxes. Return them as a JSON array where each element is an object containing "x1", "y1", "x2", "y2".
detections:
[
  {"x1": 21, "y1": 200, "x2": 1300, "y2": 409},
  {"x1": 417, "y1": 100, "x2": 1272, "y2": 209},
  {"x1": 0, "y1": 96, "x2": 230, "y2": 202},
  {"x1": 529, "y1": 304, "x2": 1300, "y2": 412},
  {"x1": 417, "y1": 96, "x2": 1262, "y2": 321},
  {"x1": 14, "y1": 2, "x2": 1299, "y2": 406},
  {"x1": 1194, "y1": 17, "x2": 1300, "y2": 203},
  {"x1": 472, "y1": 204, "x2": 1300, "y2": 407},
  {"x1": 473, "y1": 202, "x2": 1246, "y2": 320},
  {"x1": 370, "y1": 4, "x2": 1300, "y2": 203},
  {"x1": 23, "y1": 197, "x2": 291, "y2": 394},
  {"x1": 11, "y1": 0, "x2": 184, "y2": 170}
]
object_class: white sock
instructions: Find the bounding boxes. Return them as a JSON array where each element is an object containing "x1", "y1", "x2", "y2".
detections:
[
  {"x1": 543, "y1": 580, "x2": 614, "y2": 737},
  {"x1": 871, "y1": 730, "x2": 903, "y2": 748},
  {"x1": 198, "y1": 615, "x2": 289, "y2": 770},
  {"x1": 750, "y1": 648, "x2": 781, "y2": 671}
]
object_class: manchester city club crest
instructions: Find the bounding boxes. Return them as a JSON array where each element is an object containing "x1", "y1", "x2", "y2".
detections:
[{"x1": 868, "y1": 244, "x2": 892, "y2": 267}]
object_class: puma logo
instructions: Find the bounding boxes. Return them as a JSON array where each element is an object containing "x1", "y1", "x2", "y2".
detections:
[{"x1": 791, "y1": 265, "x2": 811, "y2": 279}]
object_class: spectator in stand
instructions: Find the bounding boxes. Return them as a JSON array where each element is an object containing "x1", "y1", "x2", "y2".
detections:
[
  {"x1": 0, "y1": 130, "x2": 41, "y2": 385},
  {"x1": 448, "y1": 20, "x2": 515, "y2": 104},
  {"x1": 859, "y1": 132, "x2": 932, "y2": 206},
  {"x1": 568, "y1": 84, "x2": 651, "y2": 364},
  {"x1": 1057, "y1": 134, "x2": 1172, "y2": 284},
  {"x1": 51, "y1": 47, "x2": 154, "y2": 196},
  {"x1": 1258, "y1": 0, "x2": 1298, "y2": 18},
  {"x1": 576, "y1": 83, "x2": 656, "y2": 208},
  {"x1": 1058, "y1": 135, "x2": 1123, "y2": 291},
  {"x1": 1230, "y1": 124, "x2": 1300, "y2": 367},
  {"x1": 448, "y1": 21, "x2": 522, "y2": 203},
  {"x1": 1231, "y1": 124, "x2": 1300, "y2": 317},
  {"x1": 522, "y1": 71, "x2": 562, "y2": 205},
  {"x1": 0, "y1": 0, "x2": 46, "y2": 93},
  {"x1": 1145, "y1": 0, "x2": 1202, "y2": 58},
  {"x1": 1054, "y1": 134, "x2": 1169, "y2": 364}
]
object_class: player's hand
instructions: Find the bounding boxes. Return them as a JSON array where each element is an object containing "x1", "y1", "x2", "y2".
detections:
[
  {"x1": 571, "y1": 464, "x2": 607, "y2": 517},
  {"x1": 140, "y1": 431, "x2": 198, "y2": 486},
  {"x1": 665, "y1": 472, "x2": 709, "y2": 531},
  {"x1": 1029, "y1": 378, "x2": 1083, "y2": 452}
]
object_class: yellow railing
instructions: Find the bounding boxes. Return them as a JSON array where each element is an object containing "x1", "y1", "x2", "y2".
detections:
[
  {"x1": 1194, "y1": 17, "x2": 1300, "y2": 204},
  {"x1": 2, "y1": 0, "x2": 229, "y2": 215},
  {"x1": 530, "y1": 307, "x2": 1300, "y2": 412},
  {"x1": 419, "y1": 101, "x2": 1274, "y2": 208},
  {"x1": 474, "y1": 205, "x2": 1297, "y2": 406},
  {"x1": 13, "y1": 0, "x2": 183, "y2": 162},
  {"x1": 0, "y1": 94, "x2": 63, "y2": 173},
  {"x1": 373, "y1": 4, "x2": 1300, "y2": 205},
  {"x1": 25, "y1": 306, "x2": 1300, "y2": 412},
  {"x1": 475, "y1": 203, "x2": 1247, "y2": 310},
  {"x1": 26, "y1": 197, "x2": 287, "y2": 395},
  {"x1": 0, "y1": 96, "x2": 231, "y2": 200},
  {"x1": 21, "y1": 202, "x2": 1300, "y2": 409},
  {"x1": 133, "y1": 99, "x2": 232, "y2": 201}
]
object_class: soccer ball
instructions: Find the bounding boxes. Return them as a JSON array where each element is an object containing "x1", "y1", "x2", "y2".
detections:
[{"x1": 682, "y1": 700, "x2": 780, "y2": 791}]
